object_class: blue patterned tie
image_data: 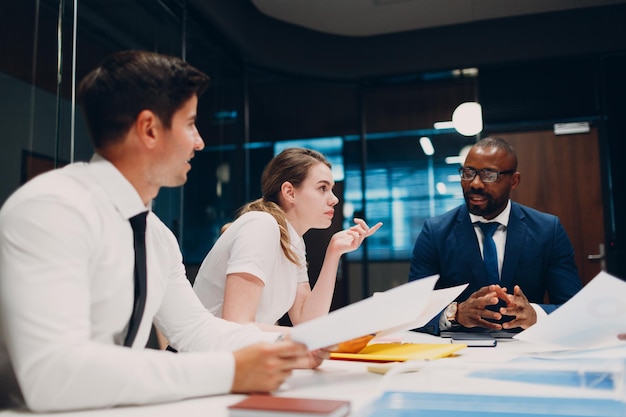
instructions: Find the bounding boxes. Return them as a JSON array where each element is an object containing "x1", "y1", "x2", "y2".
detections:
[{"x1": 477, "y1": 222, "x2": 500, "y2": 284}]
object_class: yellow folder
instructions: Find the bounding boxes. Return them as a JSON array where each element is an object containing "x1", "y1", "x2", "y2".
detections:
[{"x1": 329, "y1": 342, "x2": 466, "y2": 362}]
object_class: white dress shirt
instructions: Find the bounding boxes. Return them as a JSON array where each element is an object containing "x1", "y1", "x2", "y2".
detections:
[
  {"x1": 0, "y1": 154, "x2": 277, "y2": 412},
  {"x1": 194, "y1": 211, "x2": 309, "y2": 325}
]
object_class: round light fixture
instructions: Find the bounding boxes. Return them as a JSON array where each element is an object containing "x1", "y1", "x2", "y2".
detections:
[{"x1": 452, "y1": 102, "x2": 483, "y2": 136}]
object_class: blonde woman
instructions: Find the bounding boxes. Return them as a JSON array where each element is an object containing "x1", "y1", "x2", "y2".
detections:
[{"x1": 193, "y1": 148, "x2": 382, "y2": 332}]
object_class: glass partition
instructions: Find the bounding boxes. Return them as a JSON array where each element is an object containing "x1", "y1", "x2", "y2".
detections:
[
  {"x1": 0, "y1": 0, "x2": 248, "y2": 267},
  {"x1": 0, "y1": 1, "x2": 479, "y2": 305},
  {"x1": 343, "y1": 131, "x2": 473, "y2": 261}
]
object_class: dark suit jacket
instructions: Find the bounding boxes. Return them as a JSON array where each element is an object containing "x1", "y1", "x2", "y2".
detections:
[{"x1": 409, "y1": 201, "x2": 582, "y2": 335}]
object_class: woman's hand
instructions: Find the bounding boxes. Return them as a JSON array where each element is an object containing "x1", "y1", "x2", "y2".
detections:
[{"x1": 328, "y1": 218, "x2": 383, "y2": 256}]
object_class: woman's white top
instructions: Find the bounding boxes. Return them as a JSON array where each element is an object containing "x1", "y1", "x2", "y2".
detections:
[{"x1": 194, "y1": 211, "x2": 309, "y2": 325}]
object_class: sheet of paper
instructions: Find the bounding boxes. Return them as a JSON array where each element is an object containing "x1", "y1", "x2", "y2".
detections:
[
  {"x1": 376, "y1": 283, "x2": 467, "y2": 337},
  {"x1": 514, "y1": 271, "x2": 626, "y2": 350},
  {"x1": 291, "y1": 275, "x2": 461, "y2": 350},
  {"x1": 529, "y1": 345, "x2": 626, "y2": 360}
]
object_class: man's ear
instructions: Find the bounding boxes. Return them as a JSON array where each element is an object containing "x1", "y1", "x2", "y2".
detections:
[
  {"x1": 510, "y1": 171, "x2": 521, "y2": 191},
  {"x1": 135, "y1": 109, "x2": 160, "y2": 149}
]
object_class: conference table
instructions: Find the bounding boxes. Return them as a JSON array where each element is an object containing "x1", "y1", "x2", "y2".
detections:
[{"x1": 1, "y1": 331, "x2": 624, "y2": 417}]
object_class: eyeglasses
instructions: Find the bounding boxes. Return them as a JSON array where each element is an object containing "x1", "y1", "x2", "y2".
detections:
[{"x1": 458, "y1": 167, "x2": 515, "y2": 183}]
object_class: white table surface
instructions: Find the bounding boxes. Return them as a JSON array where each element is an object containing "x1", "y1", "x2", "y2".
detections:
[{"x1": 2, "y1": 332, "x2": 623, "y2": 416}]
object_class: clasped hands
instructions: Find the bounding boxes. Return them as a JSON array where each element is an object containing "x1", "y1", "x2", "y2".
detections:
[{"x1": 456, "y1": 284, "x2": 537, "y2": 330}]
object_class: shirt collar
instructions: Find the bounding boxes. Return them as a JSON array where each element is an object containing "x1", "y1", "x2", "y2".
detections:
[
  {"x1": 469, "y1": 199, "x2": 511, "y2": 227},
  {"x1": 89, "y1": 153, "x2": 150, "y2": 220},
  {"x1": 286, "y1": 220, "x2": 306, "y2": 253}
]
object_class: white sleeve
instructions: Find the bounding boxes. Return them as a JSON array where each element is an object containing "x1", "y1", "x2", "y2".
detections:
[
  {"x1": 531, "y1": 302, "x2": 548, "y2": 322},
  {"x1": 0, "y1": 198, "x2": 276, "y2": 412},
  {"x1": 226, "y1": 212, "x2": 281, "y2": 284}
]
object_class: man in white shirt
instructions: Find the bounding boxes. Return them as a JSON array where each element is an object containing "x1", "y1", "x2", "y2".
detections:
[{"x1": 0, "y1": 50, "x2": 318, "y2": 412}]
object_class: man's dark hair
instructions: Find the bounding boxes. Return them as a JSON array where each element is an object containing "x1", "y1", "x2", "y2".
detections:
[{"x1": 77, "y1": 50, "x2": 210, "y2": 149}]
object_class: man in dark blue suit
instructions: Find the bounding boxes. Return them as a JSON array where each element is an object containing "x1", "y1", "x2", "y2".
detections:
[{"x1": 410, "y1": 136, "x2": 582, "y2": 335}]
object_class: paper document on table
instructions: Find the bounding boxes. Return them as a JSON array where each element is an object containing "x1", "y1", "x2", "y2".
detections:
[
  {"x1": 291, "y1": 275, "x2": 461, "y2": 350},
  {"x1": 376, "y1": 283, "x2": 467, "y2": 337},
  {"x1": 360, "y1": 391, "x2": 626, "y2": 417},
  {"x1": 514, "y1": 271, "x2": 626, "y2": 350}
]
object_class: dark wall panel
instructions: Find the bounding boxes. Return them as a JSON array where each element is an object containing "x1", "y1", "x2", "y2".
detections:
[{"x1": 479, "y1": 58, "x2": 599, "y2": 125}]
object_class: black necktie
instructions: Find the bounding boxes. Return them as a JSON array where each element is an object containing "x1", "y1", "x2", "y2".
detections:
[
  {"x1": 124, "y1": 211, "x2": 148, "y2": 347},
  {"x1": 477, "y1": 222, "x2": 500, "y2": 284}
]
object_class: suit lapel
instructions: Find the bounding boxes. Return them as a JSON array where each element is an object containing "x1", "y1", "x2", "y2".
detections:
[
  {"x1": 500, "y1": 203, "x2": 527, "y2": 289},
  {"x1": 454, "y1": 206, "x2": 492, "y2": 288}
]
